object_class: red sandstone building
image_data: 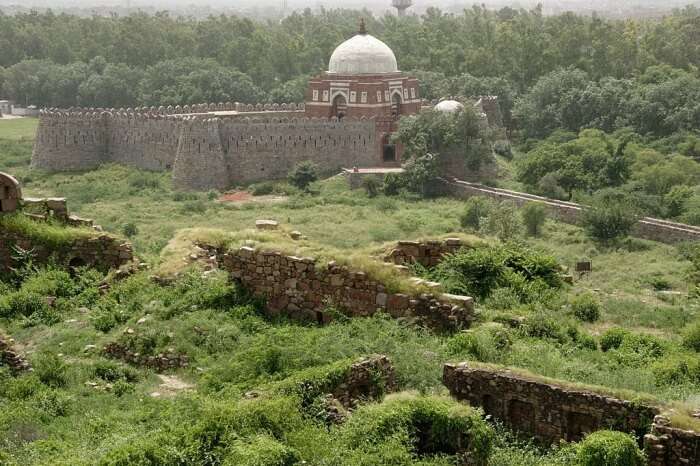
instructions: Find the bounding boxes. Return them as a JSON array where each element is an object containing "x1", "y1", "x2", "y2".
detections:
[{"x1": 305, "y1": 20, "x2": 421, "y2": 163}]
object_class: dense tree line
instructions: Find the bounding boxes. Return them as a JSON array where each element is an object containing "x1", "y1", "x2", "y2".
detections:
[{"x1": 2, "y1": 6, "x2": 700, "y2": 114}]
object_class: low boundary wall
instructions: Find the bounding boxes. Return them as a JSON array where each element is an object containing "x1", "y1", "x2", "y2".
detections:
[
  {"x1": 216, "y1": 246, "x2": 474, "y2": 331},
  {"x1": 442, "y1": 178, "x2": 700, "y2": 244},
  {"x1": 384, "y1": 238, "x2": 469, "y2": 267}
]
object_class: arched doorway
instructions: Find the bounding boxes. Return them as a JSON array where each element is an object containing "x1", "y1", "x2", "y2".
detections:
[
  {"x1": 391, "y1": 92, "x2": 402, "y2": 119},
  {"x1": 0, "y1": 171, "x2": 22, "y2": 213},
  {"x1": 332, "y1": 94, "x2": 347, "y2": 119}
]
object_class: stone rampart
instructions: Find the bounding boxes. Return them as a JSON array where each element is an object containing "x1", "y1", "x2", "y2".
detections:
[
  {"x1": 443, "y1": 178, "x2": 700, "y2": 244},
  {"x1": 443, "y1": 363, "x2": 659, "y2": 444},
  {"x1": 384, "y1": 238, "x2": 469, "y2": 267},
  {"x1": 32, "y1": 106, "x2": 381, "y2": 191},
  {"x1": 644, "y1": 416, "x2": 700, "y2": 466},
  {"x1": 217, "y1": 246, "x2": 474, "y2": 331}
]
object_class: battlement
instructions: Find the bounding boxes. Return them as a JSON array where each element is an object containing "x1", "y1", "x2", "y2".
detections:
[{"x1": 41, "y1": 101, "x2": 305, "y2": 116}]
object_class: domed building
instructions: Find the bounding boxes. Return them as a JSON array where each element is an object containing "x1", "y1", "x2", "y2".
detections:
[
  {"x1": 305, "y1": 20, "x2": 420, "y2": 163},
  {"x1": 434, "y1": 99, "x2": 465, "y2": 113},
  {"x1": 305, "y1": 20, "x2": 420, "y2": 122}
]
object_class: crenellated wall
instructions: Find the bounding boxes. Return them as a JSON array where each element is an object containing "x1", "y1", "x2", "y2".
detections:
[{"x1": 31, "y1": 105, "x2": 385, "y2": 191}]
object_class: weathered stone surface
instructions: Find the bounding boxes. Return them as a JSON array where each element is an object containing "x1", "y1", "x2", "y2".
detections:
[
  {"x1": 0, "y1": 333, "x2": 31, "y2": 373},
  {"x1": 255, "y1": 219, "x2": 279, "y2": 230},
  {"x1": 385, "y1": 238, "x2": 469, "y2": 267},
  {"x1": 644, "y1": 415, "x2": 700, "y2": 466}
]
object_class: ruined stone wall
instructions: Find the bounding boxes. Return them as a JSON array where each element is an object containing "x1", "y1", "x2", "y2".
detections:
[
  {"x1": 0, "y1": 229, "x2": 133, "y2": 273},
  {"x1": 644, "y1": 417, "x2": 700, "y2": 466},
  {"x1": 217, "y1": 246, "x2": 474, "y2": 331},
  {"x1": 0, "y1": 332, "x2": 30, "y2": 373},
  {"x1": 384, "y1": 238, "x2": 469, "y2": 267},
  {"x1": 444, "y1": 178, "x2": 700, "y2": 244},
  {"x1": 443, "y1": 363, "x2": 659, "y2": 444}
]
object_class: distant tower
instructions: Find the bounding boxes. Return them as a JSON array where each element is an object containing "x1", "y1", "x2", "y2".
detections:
[{"x1": 392, "y1": 0, "x2": 413, "y2": 17}]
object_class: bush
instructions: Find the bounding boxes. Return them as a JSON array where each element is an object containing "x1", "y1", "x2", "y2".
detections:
[
  {"x1": 460, "y1": 197, "x2": 493, "y2": 230},
  {"x1": 582, "y1": 192, "x2": 640, "y2": 244},
  {"x1": 0, "y1": 290, "x2": 50, "y2": 319},
  {"x1": 33, "y1": 352, "x2": 68, "y2": 388},
  {"x1": 21, "y1": 268, "x2": 75, "y2": 298},
  {"x1": 493, "y1": 140, "x2": 513, "y2": 159},
  {"x1": 342, "y1": 394, "x2": 494, "y2": 464},
  {"x1": 521, "y1": 313, "x2": 566, "y2": 342},
  {"x1": 521, "y1": 203, "x2": 547, "y2": 237},
  {"x1": 250, "y1": 181, "x2": 275, "y2": 196},
  {"x1": 361, "y1": 177, "x2": 380, "y2": 198},
  {"x1": 651, "y1": 355, "x2": 700, "y2": 386},
  {"x1": 576, "y1": 430, "x2": 645, "y2": 466},
  {"x1": 288, "y1": 161, "x2": 318, "y2": 191},
  {"x1": 571, "y1": 293, "x2": 601, "y2": 323},
  {"x1": 681, "y1": 321, "x2": 700, "y2": 352},
  {"x1": 383, "y1": 172, "x2": 405, "y2": 196},
  {"x1": 223, "y1": 435, "x2": 301, "y2": 466},
  {"x1": 600, "y1": 328, "x2": 630, "y2": 352},
  {"x1": 121, "y1": 222, "x2": 138, "y2": 238},
  {"x1": 485, "y1": 202, "x2": 522, "y2": 241}
]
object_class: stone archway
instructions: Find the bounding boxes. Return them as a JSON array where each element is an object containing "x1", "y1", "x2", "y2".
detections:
[
  {"x1": 0, "y1": 172, "x2": 22, "y2": 213},
  {"x1": 391, "y1": 91, "x2": 403, "y2": 119},
  {"x1": 332, "y1": 94, "x2": 348, "y2": 120}
]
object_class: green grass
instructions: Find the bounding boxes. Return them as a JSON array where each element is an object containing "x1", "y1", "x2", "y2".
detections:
[
  {"x1": 0, "y1": 118, "x2": 38, "y2": 141},
  {"x1": 0, "y1": 127, "x2": 699, "y2": 464},
  {"x1": 0, "y1": 213, "x2": 97, "y2": 250}
]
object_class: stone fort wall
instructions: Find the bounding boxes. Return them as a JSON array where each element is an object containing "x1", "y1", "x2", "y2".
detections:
[{"x1": 31, "y1": 102, "x2": 382, "y2": 191}]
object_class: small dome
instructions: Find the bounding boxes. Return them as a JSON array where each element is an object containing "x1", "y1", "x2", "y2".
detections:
[
  {"x1": 328, "y1": 33, "x2": 398, "y2": 75},
  {"x1": 434, "y1": 100, "x2": 465, "y2": 113}
]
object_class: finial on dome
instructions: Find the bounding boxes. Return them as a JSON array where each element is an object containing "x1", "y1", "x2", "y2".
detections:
[{"x1": 359, "y1": 18, "x2": 367, "y2": 35}]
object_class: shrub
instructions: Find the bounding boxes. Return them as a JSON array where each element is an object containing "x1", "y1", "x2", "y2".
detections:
[
  {"x1": 651, "y1": 355, "x2": 700, "y2": 386},
  {"x1": 485, "y1": 202, "x2": 522, "y2": 241},
  {"x1": 681, "y1": 321, "x2": 700, "y2": 352},
  {"x1": 0, "y1": 290, "x2": 50, "y2": 319},
  {"x1": 521, "y1": 203, "x2": 547, "y2": 237},
  {"x1": 576, "y1": 430, "x2": 645, "y2": 466},
  {"x1": 383, "y1": 172, "x2": 405, "y2": 196},
  {"x1": 288, "y1": 161, "x2": 318, "y2": 191},
  {"x1": 21, "y1": 268, "x2": 75, "y2": 298},
  {"x1": 362, "y1": 177, "x2": 380, "y2": 198},
  {"x1": 342, "y1": 394, "x2": 494, "y2": 464},
  {"x1": 222, "y1": 435, "x2": 301, "y2": 466},
  {"x1": 493, "y1": 140, "x2": 513, "y2": 159},
  {"x1": 460, "y1": 197, "x2": 493, "y2": 230},
  {"x1": 250, "y1": 181, "x2": 275, "y2": 196},
  {"x1": 582, "y1": 192, "x2": 640, "y2": 244},
  {"x1": 521, "y1": 313, "x2": 566, "y2": 342},
  {"x1": 571, "y1": 293, "x2": 601, "y2": 323},
  {"x1": 121, "y1": 222, "x2": 138, "y2": 238},
  {"x1": 600, "y1": 328, "x2": 630, "y2": 352},
  {"x1": 33, "y1": 352, "x2": 68, "y2": 388}
]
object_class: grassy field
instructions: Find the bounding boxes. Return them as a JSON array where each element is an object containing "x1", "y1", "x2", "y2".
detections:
[
  {"x1": 0, "y1": 117, "x2": 38, "y2": 140},
  {"x1": 1, "y1": 118, "x2": 699, "y2": 464}
]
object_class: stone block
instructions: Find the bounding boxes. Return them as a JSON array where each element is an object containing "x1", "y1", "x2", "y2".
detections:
[{"x1": 255, "y1": 219, "x2": 279, "y2": 230}]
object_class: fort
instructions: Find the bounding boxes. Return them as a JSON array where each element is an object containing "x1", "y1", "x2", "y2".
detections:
[{"x1": 29, "y1": 23, "x2": 434, "y2": 191}]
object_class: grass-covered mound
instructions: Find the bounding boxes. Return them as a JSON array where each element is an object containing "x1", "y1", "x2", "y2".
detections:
[{"x1": 0, "y1": 213, "x2": 96, "y2": 250}]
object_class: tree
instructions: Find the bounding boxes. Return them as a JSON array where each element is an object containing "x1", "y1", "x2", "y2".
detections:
[
  {"x1": 582, "y1": 190, "x2": 640, "y2": 244},
  {"x1": 521, "y1": 203, "x2": 547, "y2": 236},
  {"x1": 288, "y1": 161, "x2": 318, "y2": 191}
]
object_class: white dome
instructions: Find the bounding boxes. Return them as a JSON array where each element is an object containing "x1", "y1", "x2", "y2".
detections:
[
  {"x1": 328, "y1": 33, "x2": 398, "y2": 75},
  {"x1": 434, "y1": 100, "x2": 465, "y2": 113}
]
